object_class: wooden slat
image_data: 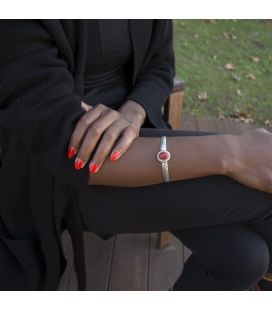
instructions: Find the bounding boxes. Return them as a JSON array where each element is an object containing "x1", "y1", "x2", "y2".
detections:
[
  {"x1": 181, "y1": 112, "x2": 198, "y2": 131},
  {"x1": 166, "y1": 91, "x2": 184, "y2": 129},
  {"x1": 215, "y1": 118, "x2": 234, "y2": 134},
  {"x1": 66, "y1": 232, "x2": 115, "y2": 290},
  {"x1": 108, "y1": 233, "x2": 149, "y2": 291},
  {"x1": 228, "y1": 119, "x2": 256, "y2": 134},
  {"x1": 84, "y1": 232, "x2": 115, "y2": 290},
  {"x1": 148, "y1": 233, "x2": 184, "y2": 290},
  {"x1": 218, "y1": 117, "x2": 269, "y2": 135},
  {"x1": 196, "y1": 115, "x2": 218, "y2": 133},
  {"x1": 172, "y1": 78, "x2": 185, "y2": 93}
]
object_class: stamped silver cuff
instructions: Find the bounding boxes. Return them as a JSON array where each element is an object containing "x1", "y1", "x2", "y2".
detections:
[{"x1": 156, "y1": 136, "x2": 171, "y2": 183}]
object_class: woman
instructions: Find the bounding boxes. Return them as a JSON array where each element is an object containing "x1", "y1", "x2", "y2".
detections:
[{"x1": 0, "y1": 19, "x2": 271, "y2": 291}]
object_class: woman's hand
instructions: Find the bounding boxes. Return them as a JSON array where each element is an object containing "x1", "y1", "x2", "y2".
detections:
[
  {"x1": 67, "y1": 100, "x2": 146, "y2": 174},
  {"x1": 117, "y1": 99, "x2": 147, "y2": 129},
  {"x1": 226, "y1": 128, "x2": 272, "y2": 194}
]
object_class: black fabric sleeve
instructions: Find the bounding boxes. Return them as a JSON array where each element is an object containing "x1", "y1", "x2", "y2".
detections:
[
  {"x1": 125, "y1": 20, "x2": 176, "y2": 128},
  {"x1": 0, "y1": 20, "x2": 90, "y2": 189}
]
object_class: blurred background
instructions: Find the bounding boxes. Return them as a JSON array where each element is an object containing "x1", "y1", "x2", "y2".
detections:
[{"x1": 173, "y1": 20, "x2": 272, "y2": 127}]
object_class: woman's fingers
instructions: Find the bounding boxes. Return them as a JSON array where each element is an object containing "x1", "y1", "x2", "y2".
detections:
[
  {"x1": 73, "y1": 106, "x2": 120, "y2": 169},
  {"x1": 88, "y1": 122, "x2": 128, "y2": 173},
  {"x1": 67, "y1": 102, "x2": 141, "y2": 174},
  {"x1": 67, "y1": 103, "x2": 107, "y2": 159},
  {"x1": 89, "y1": 123, "x2": 139, "y2": 173},
  {"x1": 109, "y1": 125, "x2": 139, "y2": 161}
]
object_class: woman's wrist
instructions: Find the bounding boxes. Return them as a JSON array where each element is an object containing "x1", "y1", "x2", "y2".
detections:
[
  {"x1": 219, "y1": 134, "x2": 241, "y2": 177},
  {"x1": 118, "y1": 99, "x2": 147, "y2": 127}
]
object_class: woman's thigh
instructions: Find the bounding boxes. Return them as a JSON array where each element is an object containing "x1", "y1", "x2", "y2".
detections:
[{"x1": 76, "y1": 128, "x2": 272, "y2": 235}]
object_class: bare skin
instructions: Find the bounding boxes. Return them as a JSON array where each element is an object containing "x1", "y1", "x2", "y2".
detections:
[
  {"x1": 69, "y1": 100, "x2": 147, "y2": 172},
  {"x1": 88, "y1": 133, "x2": 227, "y2": 187},
  {"x1": 88, "y1": 129, "x2": 272, "y2": 195},
  {"x1": 68, "y1": 101, "x2": 272, "y2": 194}
]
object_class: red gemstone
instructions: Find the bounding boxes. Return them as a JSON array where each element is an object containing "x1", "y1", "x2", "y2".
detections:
[{"x1": 159, "y1": 151, "x2": 169, "y2": 160}]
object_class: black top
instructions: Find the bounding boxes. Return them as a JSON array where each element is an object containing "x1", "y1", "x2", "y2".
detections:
[
  {"x1": 83, "y1": 19, "x2": 133, "y2": 109},
  {"x1": 0, "y1": 20, "x2": 175, "y2": 290}
]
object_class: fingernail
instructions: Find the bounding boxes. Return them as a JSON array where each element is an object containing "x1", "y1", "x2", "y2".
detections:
[
  {"x1": 110, "y1": 150, "x2": 120, "y2": 161},
  {"x1": 68, "y1": 146, "x2": 76, "y2": 159},
  {"x1": 75, "y1": 158, "x2": 83, "y2": 170},
  {"x1": 81, "y1": 101, "x2": 88, "y2": 112},
  {"x1": 89, "y1": 162, "x2": 98, "y2": 173}
]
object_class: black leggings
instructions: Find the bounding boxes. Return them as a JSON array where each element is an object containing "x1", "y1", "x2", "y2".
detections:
[{"x1": 76, "y1": 127, "x2": 272, "y2": 291}]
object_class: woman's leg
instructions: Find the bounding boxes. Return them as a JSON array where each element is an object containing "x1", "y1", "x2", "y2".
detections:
[
  {"x1": 76, "y1": 127, "x2": 272, "y2": 290},
  {"x1": 171, "y1": 224, "x2": 269, "y2": 290}
]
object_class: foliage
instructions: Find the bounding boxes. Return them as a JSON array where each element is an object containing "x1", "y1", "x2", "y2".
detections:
[{"x1": 173, "y1": 20, "x2": 272, "y2": 126}]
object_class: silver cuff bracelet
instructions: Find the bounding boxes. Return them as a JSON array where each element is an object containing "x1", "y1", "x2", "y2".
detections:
[{"x1": 156, "y1": 136, "x2": 171, "y2": 183}]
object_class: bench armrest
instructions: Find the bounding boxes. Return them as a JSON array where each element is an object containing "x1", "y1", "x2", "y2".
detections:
[{"x1": 162, "y1": 78, "x2": 185, "y2": 129}]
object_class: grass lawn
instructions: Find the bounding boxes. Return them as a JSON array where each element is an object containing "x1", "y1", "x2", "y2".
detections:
[{"x1": 173, "y1": 20, "x2": 272, "y2": 127}]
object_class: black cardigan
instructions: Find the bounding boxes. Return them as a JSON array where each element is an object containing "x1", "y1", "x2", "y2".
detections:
[{"x1": 0, "y1": 20, "x2": 175, "y2": 290}]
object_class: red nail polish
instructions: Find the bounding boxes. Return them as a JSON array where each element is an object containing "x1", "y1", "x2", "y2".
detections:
[
  {"x1": 89, "y1": 162, "x2": 98, "y2": 173},
  {"x1": 110, "y1": 150, "x2": 120, "y2": 161},
  {"x1": 75, "y1": 158, "x2": 83, "y2": 170},
  {"x1": 68, "y1": 146, "x2": 76, "y2": 159}
]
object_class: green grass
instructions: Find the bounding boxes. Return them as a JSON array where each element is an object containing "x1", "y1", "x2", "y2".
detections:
[{"x1": 173, "y1": 20, "x2": 272, "y2": 127}]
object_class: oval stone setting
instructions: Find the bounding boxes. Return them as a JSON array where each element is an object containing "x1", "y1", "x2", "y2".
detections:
[{"x1": 157, "y1": 150, "x2": 171, "y2": 162}]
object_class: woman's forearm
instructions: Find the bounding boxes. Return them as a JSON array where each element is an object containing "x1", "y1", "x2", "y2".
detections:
[{"x1": 88, "y1": 134, "x2": 232, "y2": 187}]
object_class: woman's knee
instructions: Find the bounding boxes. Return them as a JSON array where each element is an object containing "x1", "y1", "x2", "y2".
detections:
[
  {"x1": 212, "y1": 234, "x2": 270, "y2": 284},
  {"x1": 181, "y1": 225, "x2": 271, "y2": 285}
]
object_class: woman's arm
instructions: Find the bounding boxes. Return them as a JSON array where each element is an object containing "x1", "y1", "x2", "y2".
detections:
[
  {"x1": 88, "y1": 133, "x2": 229, "y2": 187},
  {"x1": 89, "y1": 128, "x2": 272, "y2": 195},
  {"x1": 124, "y1": 20, "x2": 175, "y2": 128}
]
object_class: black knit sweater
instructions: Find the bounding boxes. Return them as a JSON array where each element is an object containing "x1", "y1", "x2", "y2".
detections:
[{"x1": 0, "y1": 19, "x2": 175, "y2": 290}]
